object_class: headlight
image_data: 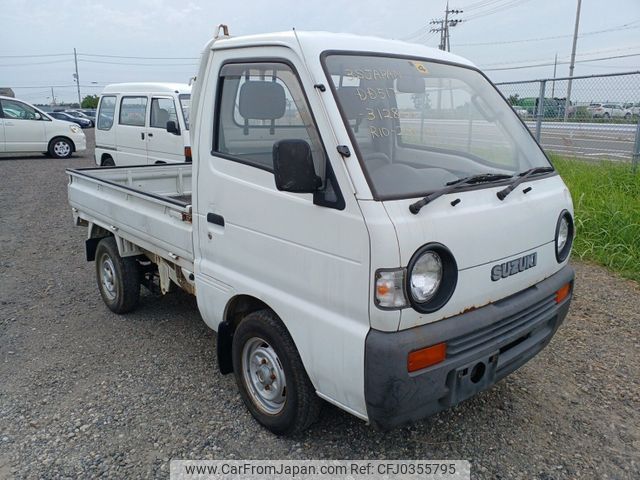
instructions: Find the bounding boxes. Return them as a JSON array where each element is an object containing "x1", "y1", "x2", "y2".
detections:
[
  {"x1": 406, "y1": 244, "x2": 458, "y2": 313},
  {"x1": 555, "y1": 210, "x2": 574, "y2": 262},
  {"x1": 410, "y1": 251, "x2": 442, "y2": 302},
  {"x1": 69, "y1": 125, "x2": 81, "y2": 134}
]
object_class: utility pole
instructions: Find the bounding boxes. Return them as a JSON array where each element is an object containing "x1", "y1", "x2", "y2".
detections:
[
  {"x1": 551, "y1": 53, "x2": 558, "y2": 97},
  {"x1": 73, "y1": 47, "x2": 81, "y2": 106},
  {"x1": 430, "y1": 19, "x2": 446, "y2": 50},
  {"x1": 445, "y1": 3, "x2": 464, "y2": 52},
  {"x1": 50, "y1": 86, "x2": 56, "y2": 106},
  {"x1": 430, "y1": 4, "x2": 463, "y2": 52},
  {"x1": 564, "y1": 0, "x2": 582, "y2": 121}
]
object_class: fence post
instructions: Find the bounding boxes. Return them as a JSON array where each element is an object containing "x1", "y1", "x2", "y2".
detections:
[
  {"x1": 535, "y1": 80, "x2": 546, "y2": 142},
  {"x1": 633, "y1": 114, "x2": 640, "y2": 173}
]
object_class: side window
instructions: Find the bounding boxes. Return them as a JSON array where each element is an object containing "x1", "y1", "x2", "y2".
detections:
[
  {"x1": 119, "y1": 96, "x2": 148, "y2": 126},
  {"x1": 1, "y1": 99, "x2": 38, "y2": 120},
  {"x1": 214, "y1": 62, "x2": 325, "y2": 175},
  {"x1": 97, "y1": 95, "x2": 116, "y2": 130},
  {"x1": 150, "y1": 97, "x2": 178, "y2": 129}
]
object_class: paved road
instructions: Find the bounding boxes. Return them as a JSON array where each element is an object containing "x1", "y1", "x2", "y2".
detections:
[
  {"x1": 529, "y1": 122, "x2": 637, "y2": 160},
  {"x1": 401, "y1": 118, "x2": 638, "y2": 161}
]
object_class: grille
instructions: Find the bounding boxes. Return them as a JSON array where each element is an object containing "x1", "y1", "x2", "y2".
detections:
[{"x1": 446, "y1": 293, "x2": 557, "y2": 357}]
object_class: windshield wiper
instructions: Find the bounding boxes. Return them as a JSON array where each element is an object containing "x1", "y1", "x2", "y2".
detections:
[
  {"x1": 409, "y1": 173, "x2": 513, "y2": 214},
  {"x1": 496, "y1": 166, "x2": 554, "y2": 201}
]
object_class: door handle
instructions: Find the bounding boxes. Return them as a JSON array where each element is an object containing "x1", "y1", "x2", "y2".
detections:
[
  {"x1": 207, "y1": 213, "x2": 225, "y2": 227},
  {"x1": 5, "y1": 121, "x2": 14, "y2": 126},
  {"x1": 148, "y1": 132, "x2": 153, "y2": 137},
  {"x1": 141, "y1": 132, "x2": 145, "y2": 140}
]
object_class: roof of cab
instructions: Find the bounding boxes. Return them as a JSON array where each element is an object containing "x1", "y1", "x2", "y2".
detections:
[
  {"x1": 101, "y1": 82, "x2": 192, "y2": 95},
  {"x1": 209, "y1": 30, "x2": 476, "y2": 68}
]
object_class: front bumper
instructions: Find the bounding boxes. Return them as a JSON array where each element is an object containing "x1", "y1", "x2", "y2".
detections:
[{"x1": 364, "y1": 265, "x2": 574, "y2": 429}]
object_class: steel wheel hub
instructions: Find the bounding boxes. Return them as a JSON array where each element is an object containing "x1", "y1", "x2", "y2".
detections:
[
  {"x1": 100, "y1": 255, "x2": 117, "y2": 300},
  {"x1": 242, "y1": 337, "x2": 286, "y2": 415}
]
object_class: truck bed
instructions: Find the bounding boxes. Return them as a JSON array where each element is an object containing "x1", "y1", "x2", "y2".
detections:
[{"x1": 67, "y1": 164, "x2": 194, "y2": 269}]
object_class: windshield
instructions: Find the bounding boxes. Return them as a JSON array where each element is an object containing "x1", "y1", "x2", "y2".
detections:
[
  {"x1": 179, "y1": 94, "x2": 190, "y2": 130},
  {"x1": 323, "y1": 54, "x2": 552, "y2": 200}
]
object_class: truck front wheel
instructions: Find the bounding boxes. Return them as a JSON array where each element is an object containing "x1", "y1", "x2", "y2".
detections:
[
  {"x1": 232, "y1": 310, "x2": 321, "y2": 435},
  {"x1": 95, "y1": 237, "x2": 140, "y2": 314}
]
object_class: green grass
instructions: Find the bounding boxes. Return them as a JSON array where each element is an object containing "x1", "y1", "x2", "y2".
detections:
[{"x1": 552, "y1": 155, "x2": 640, "y2": 283}]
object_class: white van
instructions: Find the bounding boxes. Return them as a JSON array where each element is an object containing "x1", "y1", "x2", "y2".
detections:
[
  {"x1": 94, "y1": 83, "x2": 191, "y2": 166},
  {"x1": 0, "y1": 95, "x2": 86, "y2": 158},
  {"x1": 69, "y1": 31, "x2": 575, "y2": 435}
]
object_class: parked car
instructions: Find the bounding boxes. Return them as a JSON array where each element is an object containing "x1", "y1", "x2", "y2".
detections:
[
  {"x1": 0, "y1": 95, "x2": 86, "y2": 158},
  {"x1": 95, "y1": 83, "x2": 191, "y2": 166},
  {"x1": 64, "y1": 109, "x2": 95, "y2": 126},
  {"x1": 67, "y1": 30, "x2": 575, "y2": 435},
  {"x1": 587, "y1": 103, "x2": 632, "y2": 119},
  {"x1": 78, "y1": 108, "x2": 96, "y2": 120},
  {"x1": 48, "y1": 111, "x2": 93, "y2": 128},
  {"x1": 623, "y1": 102, "x2": 640, "y2": 117}
]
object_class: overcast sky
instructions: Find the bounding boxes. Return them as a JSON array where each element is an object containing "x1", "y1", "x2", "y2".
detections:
[{"x1": 1, "y1": 0, "x2": 638, "y2": 104}]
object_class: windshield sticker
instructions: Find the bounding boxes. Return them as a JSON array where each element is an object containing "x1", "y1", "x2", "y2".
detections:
[
  {"x1": 410, "y1": 61, "x2": 429, "y2": 75},
  {"x1": 345, "y1": 68, "x2": 401, "y2": 80}
]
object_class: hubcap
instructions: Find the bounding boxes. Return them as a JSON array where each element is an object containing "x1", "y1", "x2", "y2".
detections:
[
  {"x1": 242, "y1": 337, "x2": 286, "y2": 415},
  {"x1": 100, "y1": 255, "x2": 117, "y2": 300},
  {"x1": 54, "y1": 141, "x2": 71, "y2": 157}
]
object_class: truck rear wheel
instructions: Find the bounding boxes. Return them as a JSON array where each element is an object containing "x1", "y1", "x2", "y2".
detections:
[
  {"x1": 95, "y1": 237, "x2": 140, "y2": 314},
  {"x1": 232, "y1": 310, "x2": 321, "y2": 435}
]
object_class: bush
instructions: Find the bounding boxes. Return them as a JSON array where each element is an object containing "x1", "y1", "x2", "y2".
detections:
[{"x1": 553, "y1": 155, "x2": 640, "y2": 282}]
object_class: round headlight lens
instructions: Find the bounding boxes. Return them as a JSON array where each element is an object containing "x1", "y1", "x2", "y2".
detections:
[
  {"x1": 557, "y1": 216, "x2": 569, "y2": 254},
  {"x1": 555, "y1": 210, "x2": 574, "y2": 262},
  {"x1": 410, "y1": 251, "x2": 442, "y2": 302}
]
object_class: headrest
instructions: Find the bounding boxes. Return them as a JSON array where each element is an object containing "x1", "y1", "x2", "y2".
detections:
[
  {"x1": 337, "y1": 87, "x2": 366, "y2": 121},
  {"x1": 239, "y1": 81, "x2": 286, "y2": 120}
]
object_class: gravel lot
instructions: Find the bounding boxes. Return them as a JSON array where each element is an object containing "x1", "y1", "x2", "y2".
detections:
[{"x1": 1, "y1": 130, "x2": 639, "y2": 479}]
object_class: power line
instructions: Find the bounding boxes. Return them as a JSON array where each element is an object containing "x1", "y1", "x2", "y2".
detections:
[
  {"x1": 0, "y1": 53, "x2": 71, "y2": 58},
  {"x1": 77, "y1": 53, "x2": 199, "y2": 60},
  {"x1": 0, "y1": 59, "x2": 72, "y2": 67},
  {"x1": 465, "y1": 0, "x2": 533, "y2": 20},
  {"x1": 77, "y1": 59, "x2": 198, "y2": 66},
  {"x1": 483, "y1": 52, "x2": 640, "y2": 71},
  {"x1": 454, "y1": 20, "x2": 640, "y2": 46}
]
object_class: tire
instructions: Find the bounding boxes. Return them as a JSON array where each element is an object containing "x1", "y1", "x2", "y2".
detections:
[
  {"x1": 101, "y1": 156, "x2": 115, "y2": 167},
  {"x1": 232, "y1": 310, "x2": 321, "y2": 435},
  {"x1": 95, "y1": 237, "x2": 140, "y2": 314},
  {"x1": 48, "y1": 137, "x2": 73, "y2": 159},
  {"x1": 625, "y1": 113, "x2": 631, "y2": 120},
  {"x1": 603, "y1": 112, "x2": 610, "y2": 119}
]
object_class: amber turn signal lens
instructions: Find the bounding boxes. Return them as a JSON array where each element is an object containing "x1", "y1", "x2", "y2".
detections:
[
  {"x1": 184, "y1": 146, "x2": 192, "y2": 162},
  {"x1": 555, "y1": 283, "x2": 571, "y2": 303},
  {"x1": 407, "y1": 342, "x2": 447, "y2": 372}
]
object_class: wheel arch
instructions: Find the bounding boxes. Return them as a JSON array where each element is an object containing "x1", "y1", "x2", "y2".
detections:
[
  {"x1": 48, "y1": 135, "x2": 76, "y2": 153},
  {"x1": 100, "y1": 153, "x2": 114, "y2": 165},
  {"x1": 217, "y1": 294, "x2": 272, "y2": 374}
]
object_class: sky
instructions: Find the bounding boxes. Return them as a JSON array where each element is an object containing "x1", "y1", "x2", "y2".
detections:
[{"x1": 1, "y1": 0, "x2": 639, "y2": 104}]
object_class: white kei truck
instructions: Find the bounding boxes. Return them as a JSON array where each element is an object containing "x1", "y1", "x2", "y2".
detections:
[{"x1": 67, "y1": 29, "x2": 575, "y2": 435}]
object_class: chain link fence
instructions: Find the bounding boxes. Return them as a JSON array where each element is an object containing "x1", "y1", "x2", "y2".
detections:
[{"x1": 495, "y1": 71, "x2": 640, "y2": 169}]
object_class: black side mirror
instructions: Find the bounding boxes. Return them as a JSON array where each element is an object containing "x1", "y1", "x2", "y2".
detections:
[
  {"x1": 273, "y1": 140, "x2": 321, "y2": 193},
  {"x1": 166, "y1": 120, "x2": 180, "y2": 135}
]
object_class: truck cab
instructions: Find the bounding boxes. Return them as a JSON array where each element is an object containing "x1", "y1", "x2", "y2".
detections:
[{"x1": 68, "y1": 30, "x2": 574, "y2": 435}]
